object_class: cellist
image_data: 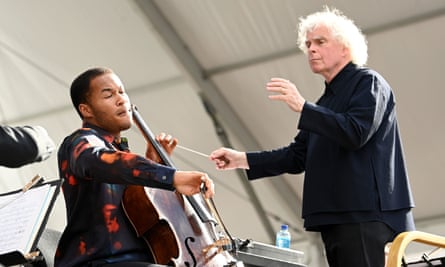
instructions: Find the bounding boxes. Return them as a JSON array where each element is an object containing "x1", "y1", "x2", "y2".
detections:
[{"x1": 55, "y1": 67, "x2": 214, "y2": 267}]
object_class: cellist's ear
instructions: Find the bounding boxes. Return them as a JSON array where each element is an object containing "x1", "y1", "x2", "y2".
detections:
[{"x1": 79, "y1": 103, "x2": 93, "y2": 119}]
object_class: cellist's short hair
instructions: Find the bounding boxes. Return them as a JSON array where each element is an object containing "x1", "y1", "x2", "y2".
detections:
[
  {"x1": 297, "y1": 6, "x2": 368, "y2": 66},
  {"x1": 70, "y1": 67, "x2": 113, "y2": 118}
]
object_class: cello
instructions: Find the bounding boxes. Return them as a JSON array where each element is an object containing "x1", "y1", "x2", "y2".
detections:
[{"x1": 122, "y1": 105, "x2": 242, "y2": 267}]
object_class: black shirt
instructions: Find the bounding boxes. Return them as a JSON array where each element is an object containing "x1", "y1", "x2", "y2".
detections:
[{"x1": 246, "y1": 63, "x2": 415, "y2": 233}]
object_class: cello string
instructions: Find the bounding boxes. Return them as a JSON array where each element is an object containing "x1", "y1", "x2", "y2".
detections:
[
  {"x1": 174, "y1": 142, "x2": 237, "y2": 251},
  {"x1": 176, "y1": 144, "x2": 210, "y2": 158},
  {"x1": 174, "y1": 146, "x2": 304, "y2": 238}
]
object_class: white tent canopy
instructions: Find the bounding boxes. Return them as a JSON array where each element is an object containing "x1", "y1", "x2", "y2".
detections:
[{"x1": 1, "y1": 1, "x2": 444, "y2": 265}]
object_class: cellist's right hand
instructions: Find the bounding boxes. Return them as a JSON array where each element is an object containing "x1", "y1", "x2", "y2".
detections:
[{"x1": 173, "y1": 171, "x2": 214, "y2": 199}]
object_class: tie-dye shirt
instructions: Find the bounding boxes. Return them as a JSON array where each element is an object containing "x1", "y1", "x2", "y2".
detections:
[{"x1": 55, "y1": 123, "x2": 176, "y2": 267}]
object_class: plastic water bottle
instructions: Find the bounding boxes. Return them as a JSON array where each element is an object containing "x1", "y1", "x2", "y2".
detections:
[{"x1": 276, "y1": 224, "x2": 291, "y2": 249}]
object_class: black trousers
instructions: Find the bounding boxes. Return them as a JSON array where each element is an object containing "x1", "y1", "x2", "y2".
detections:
[{"x1": 320, "y1": 221, "x2": 396, "y2": 267}]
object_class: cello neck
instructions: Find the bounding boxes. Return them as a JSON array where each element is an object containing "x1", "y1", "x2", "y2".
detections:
[
  {"x1": 131, "y1": 105, "x2": 216, "y2": 224},
  {"x1": 132, "y1": 105, "x2": 174, "y2": 167}
]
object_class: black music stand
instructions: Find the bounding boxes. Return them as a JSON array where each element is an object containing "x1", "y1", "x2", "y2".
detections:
[{"x1": 0, "y1": 178, "x2": 62, "y2": 266}]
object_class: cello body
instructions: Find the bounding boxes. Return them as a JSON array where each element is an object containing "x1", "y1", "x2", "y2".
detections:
[
  {"x1": 122, "y1": 106, "x2": 241, "y2": 267},
  {"x1": 123, "y1": 185, "x2": 238, "y2": 266}
]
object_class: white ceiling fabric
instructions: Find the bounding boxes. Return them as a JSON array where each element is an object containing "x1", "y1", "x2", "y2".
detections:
[{"x1": 0, "y1": 0, "x2": 444, "y2": 265}]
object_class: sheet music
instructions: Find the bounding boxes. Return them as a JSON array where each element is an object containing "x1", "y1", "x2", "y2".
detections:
[{"x1": 0, "y1": 184, "x2": 55, "y2": 255}]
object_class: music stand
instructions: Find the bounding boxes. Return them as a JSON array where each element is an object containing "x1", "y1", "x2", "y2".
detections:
[{"x1": 0, "y1": 177, "x2": 62, "y2": 266}]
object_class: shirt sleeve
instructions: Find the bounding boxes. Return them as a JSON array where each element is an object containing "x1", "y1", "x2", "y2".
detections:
[
  {"x1": 62, "y1": 130, "x2": 176, "y2": 191},
  {"x1": 0, "y1": 125, "x2": 55, "y2": 167},
  {"x1": 246, "y1": 131, "x2": 307, "y2": 179},
  {"x1": 298, "y1": 74, "x2": 390, "y2": 150}
]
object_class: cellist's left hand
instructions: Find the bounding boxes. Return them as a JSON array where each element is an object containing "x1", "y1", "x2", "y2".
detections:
[
  {"x1": 156, "y1": 132, "x2": 177, "y2": 156},
  {"x1": 145, "y1": 132, "x2": 178, "y2": 162}
]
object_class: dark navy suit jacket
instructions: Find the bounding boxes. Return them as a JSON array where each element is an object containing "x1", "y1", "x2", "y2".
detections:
[
  {"x1": 246, "y1": 63, "x2": 414, "y2": 231},
  {"x1": 0, "y1": 125, "x2": 52, "y2": 167}
]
